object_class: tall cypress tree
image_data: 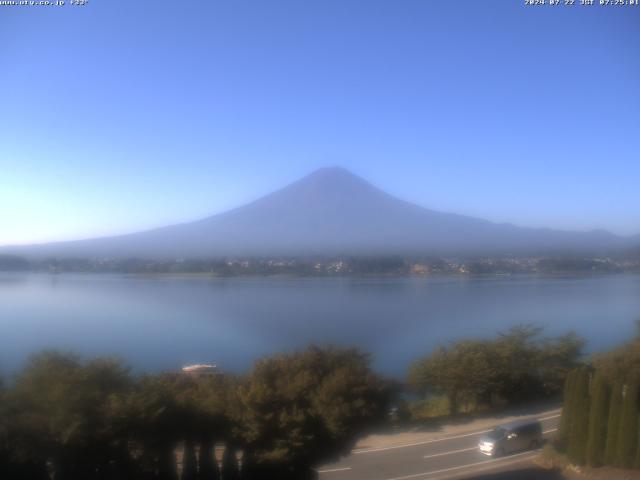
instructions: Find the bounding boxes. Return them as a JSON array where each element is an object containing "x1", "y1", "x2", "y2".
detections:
[
  {"x1": 604, "y1": 381, "x2": 624, "y2": 466},
  {"x1": 616, "y1": 381, "x2": 639, "y2": 468},
  {"x1": 558, "y1": 369, "x2": 577, "y2": 449},
  {"x1": 585, "y1": 371, "x2": 610, "y2": 466},
  {"x1": 567, "y1": 368, "x2": 591, "y2": 465}
]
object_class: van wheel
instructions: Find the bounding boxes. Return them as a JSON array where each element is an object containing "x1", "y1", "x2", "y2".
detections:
[
  {"x1": 530, "y1": 439, "x2": 539, "y2": 450},
  {"x1": 494, "y1": 447, "x2": 505, "y2": 457}
]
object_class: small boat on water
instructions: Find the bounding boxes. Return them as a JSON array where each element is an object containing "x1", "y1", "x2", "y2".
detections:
[{"x1": 181, "y1": 363, "x2": 218, "y2": 375}]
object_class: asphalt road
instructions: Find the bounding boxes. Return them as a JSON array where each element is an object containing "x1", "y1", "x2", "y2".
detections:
[{"x1": 317, "y1": 413, "x2": 561, "y2": 480}]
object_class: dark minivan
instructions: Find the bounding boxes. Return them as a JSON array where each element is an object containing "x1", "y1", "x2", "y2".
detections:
[{"x1": 478, "y1": 420, "x2": 543, "y2": 457}]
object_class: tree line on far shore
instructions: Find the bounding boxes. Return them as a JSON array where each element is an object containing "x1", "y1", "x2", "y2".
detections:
[
  {"x1": 2, "y1": 254, "x2": 638, "y2": 276},
  {"x1": 557, "y1": 321, "x2": 640, "y2": 470}
]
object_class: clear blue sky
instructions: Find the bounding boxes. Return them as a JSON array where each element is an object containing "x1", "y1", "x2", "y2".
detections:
[{"x1": 1, "y1": 1, "x2": 639, "y2": 246}]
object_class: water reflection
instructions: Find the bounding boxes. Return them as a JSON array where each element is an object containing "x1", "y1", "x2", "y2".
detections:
[{"x1": 1, "y1": 273, "x2": 639, "y2": 377}]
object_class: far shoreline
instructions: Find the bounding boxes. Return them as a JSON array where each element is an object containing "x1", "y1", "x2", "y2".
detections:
[{"x1": 3, "y1": 270, "x2": 640, "y2": 280}]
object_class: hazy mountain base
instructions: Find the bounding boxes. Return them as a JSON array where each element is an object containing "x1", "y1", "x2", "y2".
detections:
[{"x1": 3, "y1": 168, "x2": 638, "y2": 259}]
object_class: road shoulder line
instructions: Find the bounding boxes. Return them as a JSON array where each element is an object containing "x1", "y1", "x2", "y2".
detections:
[{"x1": 384, "y1": 450, "x2": 539, "y2": 480}]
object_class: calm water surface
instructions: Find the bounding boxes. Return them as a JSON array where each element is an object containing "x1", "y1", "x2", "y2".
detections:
[{"x1": 1, "y1": 273, "x2": 639, "y2": 377}]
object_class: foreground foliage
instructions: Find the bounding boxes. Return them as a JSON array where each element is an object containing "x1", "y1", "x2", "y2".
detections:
[
  {"x1": 407, "y1": 325, "x2": 584, "y2": 415},
  {"x1": 0, "y1": 347, "x2": 390, "y2": 480},
  {"x1": 559, "y1": 323, "x2": 640, "y2": 470}
]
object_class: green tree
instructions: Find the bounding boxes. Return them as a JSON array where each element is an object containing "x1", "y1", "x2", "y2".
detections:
[
  {"x1": 185, "y1": 373, "x2": 239, "y2": 480},
  {"x1": 408, "y1": 340, "x2": 494, "y2": 414},
  {"x1": 0, "y1": 375, "x2": 9, "y2": 478},
  {"x1": 567, "y1": 368, "x2": 590, "y2": 465},
  {"x1": 112, "y1": 375, "x2": 185, "y2": 480},
  {"x1": 488, "y1": 325, "x2": 583, "y2": 404},
  {"x1": 491, "y1": 325, "x2": 544, "y2": 403},
  {"x1": 593, "y1": 324, "x2": 640, "y2": 386},
  {"x1": 585, "y1": 371, "x2": 610, "y2": 466},
  {"x1": 616, "y1": 381, "x2": 639, "y2": 468},
  {"x1": 5, "y1": 351, "x2": 133, "y2": 479},
  {"x1": 409, "y1": 326, "x2": 584, "y2": 415},
  {"x1": 604, "y1": 381, "x2": 624, "y2": 466},
  {"x1": 236, "y1": 346, "x2": 389, "y2": 479},
  {"x1": 538, "y1": 332, "x2": 584, "y2": 396},
  {"x1": 1, "y1": 370, "x2": 49, "y2": 480},
  {"x1": 557, "y1": 369, "x2": 577, "y2": 448}
]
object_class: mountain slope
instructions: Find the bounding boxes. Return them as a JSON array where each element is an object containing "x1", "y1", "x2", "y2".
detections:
[{"x1": 2, "y1": 167, "x2": 633, "y2": 258}]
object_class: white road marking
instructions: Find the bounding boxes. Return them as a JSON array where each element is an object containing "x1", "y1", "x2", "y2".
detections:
[
  {"x1": 384, "y1": 450, "x2": 538, "y2": 480},
  {"x1": 353, "y1": 413, "x2": 561, "y2": 455},
  {"x1": 539, "y1": 413, "x2": 562, "y2": 421},
  {"x1": 354, "y1": 430, "x2": 494, "y2": 454},
  {"x1": 423, "y1": 446, "x2": 477, "y2": 459},
  {"x1": 427, "y1": 453, "x2": 539, "y2": 480},
  {"x1": 317, "y1": 467, "x2": 352, "y2": 474}
]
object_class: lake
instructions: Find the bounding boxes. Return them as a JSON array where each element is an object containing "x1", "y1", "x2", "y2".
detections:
[{"x1": 1, "y1": 273, "x2": 639, "y2": 378}]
